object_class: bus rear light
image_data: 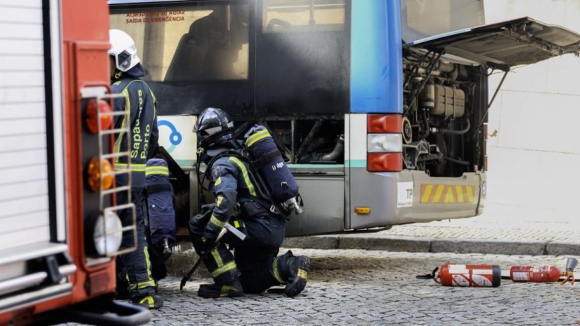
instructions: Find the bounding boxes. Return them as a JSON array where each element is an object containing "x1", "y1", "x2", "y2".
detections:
[
  {"x1": 367, "y1": 153, "x2": 403, "y2": 172},
  {"x1": 87, "y1": 157, "x2": 114, "y2": 192},
  {"x1": 85, "y1": 99, "x2": 113, "y2": 134},
  {"x1": 367, "y1": 134, "x2": 402, "y2": 152},
  {"x1": 367, "y1": 114, "x2": 402, "y2": 133}
]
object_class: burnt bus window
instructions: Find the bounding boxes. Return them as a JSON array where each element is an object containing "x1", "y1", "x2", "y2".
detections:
[
  {"x1": 110, "y1": 3, "x2": 250, "y2": 82},
  {"x1": 256, "y1": 0, "x2": 349, "y2": 115},
  {"x1": 263, "y1": 0, "x2": 346, "y2": 33}
]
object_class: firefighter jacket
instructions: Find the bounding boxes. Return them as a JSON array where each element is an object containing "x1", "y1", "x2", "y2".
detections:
[
  {"x1": 111, "y1": 64, "x2": 159, "y2": 189},
  {"x1": 204, "y1": 149, "x2": 273, "y2": 239}
]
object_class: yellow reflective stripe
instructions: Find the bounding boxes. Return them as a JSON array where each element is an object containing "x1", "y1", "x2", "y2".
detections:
[
  {"x1": 216, "y1": 195, "x2": 223, "y2": 207},
  {"x1": 114, "y1": 163, "x2": 146, "y2": 172},
  {"x1": 234, "y1": 220, "x2": 240, "y2": 228},
  {"x1": 456, "y1": 186, "x2": 464, "y2": 202},
  {"x1": 214, "y1": 177, "x2": 222, "y2": 186},
  {"x1": 210, "y1": 215, "x2": 226, "y2": 228},
  {"x1": 211, "y1": 261, "x2": 237, "y2": 278},
  {"x1": 245, "y1": 129, "x2": 270, "y2": 147},
  {"x1": 210, "y1": 248, "x2": 223, "y2": 267},
  {"x1": 421, "y1": 185, "x2": 433, "y2": 203},
  {"x1": 145, "y1": 166, "x2": 169, "y2": 175},
  {"x1": 272, "y1": 257, "x2": 286, "y2": 284},
  {"x1": 228, "y1": 157, "x2": 257, "y2": 196},
  {"x1": 433, "y1": 185, "x2": 444, "y2": 203},
  {"x1": 126, "y1": 245, "x2": 156, "y2": 290},
  {"x1": 114, "y1": 88, "x2": 130, "y2": 163},
  {"x1": 466, "y1": 186, "x2": 474, "y2": 203}
]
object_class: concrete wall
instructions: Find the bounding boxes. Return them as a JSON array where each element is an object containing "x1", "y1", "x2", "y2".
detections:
[{"x1": 483, "y1": 0, "x2": 580, "y2": 210}]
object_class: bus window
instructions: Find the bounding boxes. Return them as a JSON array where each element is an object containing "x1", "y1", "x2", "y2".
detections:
[
  {"x1": 263, "y1": 0, "x2": 346, "y2": 33},
  {"x1": 110, "y1": 3, "x2": 250, "y2": 82}
]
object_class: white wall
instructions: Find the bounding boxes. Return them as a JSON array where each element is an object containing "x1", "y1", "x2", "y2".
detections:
[{"x1": 484, "y1": 0, "x2": 580, "y2": 209}]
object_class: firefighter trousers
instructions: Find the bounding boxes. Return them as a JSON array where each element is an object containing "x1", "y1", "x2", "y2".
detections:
[
  {"x1": 117, "y1": 189, "x2": 156, "y2": 298},
  {"x1": 189, "y1": 213, "x2": 286, "y2": 293}
]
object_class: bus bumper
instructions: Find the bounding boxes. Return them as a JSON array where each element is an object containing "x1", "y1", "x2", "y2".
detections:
[{"x1": 349, "y1": 170, "x2": 486, "y2": 229}]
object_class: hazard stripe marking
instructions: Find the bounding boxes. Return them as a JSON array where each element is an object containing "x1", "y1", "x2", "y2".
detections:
[{"x1": 420, "y1": 185, "x2": 476, "y2": 204}]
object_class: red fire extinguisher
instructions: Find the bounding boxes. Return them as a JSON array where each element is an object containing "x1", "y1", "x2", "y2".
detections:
[
  {"x1": 417, "y1": 263, "x2": 501, "y2": 287},
  {"x1": 510, "y1": 257, "x2": 578, "y2": 284}
]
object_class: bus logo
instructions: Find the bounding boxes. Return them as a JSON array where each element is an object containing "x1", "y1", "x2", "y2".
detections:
[
  {"x1": 420, "y1": 184, "x2": 475, "y2": 204},
  {"x1": 158, "y1": 120, "x2": 182, "y2": 154}
]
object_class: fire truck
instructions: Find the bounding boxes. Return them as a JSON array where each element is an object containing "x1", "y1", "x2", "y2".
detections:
[{"x1": 0, "y1": 0, "x2": 149, "y2": 325}]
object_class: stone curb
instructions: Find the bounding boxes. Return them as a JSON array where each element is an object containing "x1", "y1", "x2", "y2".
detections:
[
  {"x1": 282, "y1": 235, "x2": 580, "y2": 256},
  {"x1": 166, "y1": 237, "x2": 580, "y2": 277}
]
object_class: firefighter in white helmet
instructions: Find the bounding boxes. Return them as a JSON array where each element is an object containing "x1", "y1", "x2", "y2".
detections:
[{"x1": 108, "y1": 29, "x2": 162, "y2": 309}]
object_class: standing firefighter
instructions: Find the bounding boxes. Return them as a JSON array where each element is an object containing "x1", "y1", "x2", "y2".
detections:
[
  {"x1": 109, "y1": 29, "x2": 162, "y2": 309},
  {"x1": 189, "y1": 107, "x2": 310, "y2": 298}
]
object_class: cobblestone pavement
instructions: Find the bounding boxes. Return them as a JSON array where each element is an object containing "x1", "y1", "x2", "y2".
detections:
[{"x1": 148, "y1": 248, "x2": 580, "y2": 326}]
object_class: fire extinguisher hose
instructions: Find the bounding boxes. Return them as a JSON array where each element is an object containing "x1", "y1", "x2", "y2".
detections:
[{"x1": 416, "y1": 267, "x2": 441, "y2": 284}]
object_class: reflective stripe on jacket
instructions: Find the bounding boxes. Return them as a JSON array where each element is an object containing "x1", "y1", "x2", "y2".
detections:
[
  {"x1": 206, "y1": 155, "x2": 266, "y2": 234},
  {"x1": 111, "y1": 75, "x2": 159, "y2": 189}
]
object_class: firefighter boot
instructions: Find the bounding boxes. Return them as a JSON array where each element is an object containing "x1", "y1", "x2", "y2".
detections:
[
  {"x1": 131, "y1": 294, "x2": 164, "y2": 309},
  {"x1": 275, "y1": 250, "x2": 310, "y2": 297},
  {"x1": 198, "y1": 277, "x2": 244, "y2": 298}
]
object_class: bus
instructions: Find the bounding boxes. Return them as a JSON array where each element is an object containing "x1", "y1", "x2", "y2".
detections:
[{"x1": 108, "y1": 0, "x2": 580, "y2": 237}]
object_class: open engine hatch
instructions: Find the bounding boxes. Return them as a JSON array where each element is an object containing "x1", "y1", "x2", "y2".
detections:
[{"x1": 404, "y1": 17, "x2": 580, "y2": 70}]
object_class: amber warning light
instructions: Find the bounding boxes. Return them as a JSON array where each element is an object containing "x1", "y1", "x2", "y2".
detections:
[{"x1": 87, "y1": 158, "x2": 114, "y2": 192}]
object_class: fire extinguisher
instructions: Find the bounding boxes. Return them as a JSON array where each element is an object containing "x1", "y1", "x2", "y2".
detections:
[
  {"x1": 509, "y1": 257, "x2": 578, "y2": 284},
  {"x1": 416, "y1": 263, "x2": 501, "y2": 287}
]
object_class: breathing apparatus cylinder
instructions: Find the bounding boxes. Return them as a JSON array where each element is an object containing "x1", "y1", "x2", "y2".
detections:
[
  {"x1": 435, "y1": 263, "x2": 501, "y2": 287},
  {"x1": 244, "y1": 125, "x2": 302, "y2": 215}
]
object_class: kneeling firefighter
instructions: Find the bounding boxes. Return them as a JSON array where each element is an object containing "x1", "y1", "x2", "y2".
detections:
[{"x1": 189, "y1": 107, "x2": 310, "y2": 298}]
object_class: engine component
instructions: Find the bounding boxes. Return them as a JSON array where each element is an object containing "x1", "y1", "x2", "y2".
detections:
[
  {"x1": 402, "y1": 117, "x2": 412, "y2": 144},
  {"x1": 420, "y1": 84, "x2": 465, "y2": 118}
]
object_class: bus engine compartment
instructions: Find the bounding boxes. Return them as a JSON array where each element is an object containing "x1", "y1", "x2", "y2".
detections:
[{"x1": 401, "y1": 48, "x2": 486, "y2": 177}]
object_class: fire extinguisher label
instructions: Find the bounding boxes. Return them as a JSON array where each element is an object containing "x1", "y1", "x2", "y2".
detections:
[
  {"x1": 451, "y1": 273, "x2": 494, "y2": 286},
  {"x1": 448, "y1": 265, "x2": 468, "y2": 274},
  {"x1": 471, "y1": 269, "x2": 493, "y2": 275},
  {"x1": 452, "y1": 274, "x2": 470, "y2": 286},
  {"x1": 471, "y1": 274, "x2": 493, "y2": 286},
  {"x1": 512, "y1": 272, "x2": 531, "y2": 281}
]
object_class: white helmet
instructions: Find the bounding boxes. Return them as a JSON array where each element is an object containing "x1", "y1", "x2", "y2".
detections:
[{"x1": 109, "y1": 29, "x2": 140, "y2": 72}]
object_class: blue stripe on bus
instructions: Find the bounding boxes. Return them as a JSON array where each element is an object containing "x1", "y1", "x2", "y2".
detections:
[{"x1": 350, "y1": 0, "x2": 402, "y2": 114}]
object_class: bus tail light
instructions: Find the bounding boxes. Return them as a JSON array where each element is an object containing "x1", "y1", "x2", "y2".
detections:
[
  {"x1": 368, "y1": 114, "x2": 402, "y2": 133},
  {"x1": 367, "y1": 153, "x2": 403, "y2": 172},
  {"x1": 367, "y1": 114, "x2": 403, "y2": 172}
]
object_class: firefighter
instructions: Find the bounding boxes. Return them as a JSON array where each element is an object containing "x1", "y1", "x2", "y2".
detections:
[
  {"x1": 109, "y1": 29, "x2": 162, "y2": 309},
  {"x1": 189, "y1": 107, "x2": 310, "y2": 298}
]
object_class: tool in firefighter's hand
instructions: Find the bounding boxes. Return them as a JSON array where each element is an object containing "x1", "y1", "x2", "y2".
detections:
[
  {"x1": 179, "y1": 226, "x2": 227, "y2": 292},
  {"x1": 200, "y1": 203, "x2": 247, "y2": 240},
  {"x1": 179, "y1": 212, "x2": 247, "y2": 292}
]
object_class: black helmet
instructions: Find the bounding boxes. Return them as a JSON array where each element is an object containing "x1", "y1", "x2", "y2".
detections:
[{"x1": 193, "y1": 108, "x2": 234, "y2": 149}]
